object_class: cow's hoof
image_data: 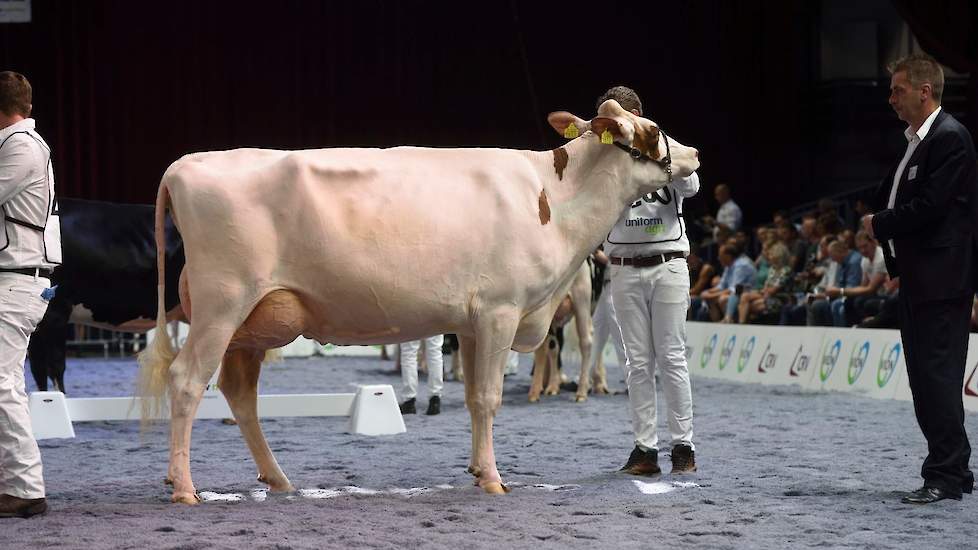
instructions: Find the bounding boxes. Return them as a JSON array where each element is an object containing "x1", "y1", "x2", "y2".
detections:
[
  {"x1": 257, "y1": 474, "x2": 294, "y2": 492},
  {"x1": 172, "y1": 491, "x2": 201, "y2": 505},
  {"x1": 481, "y1": 481, "x2": 510, "y2": 495},
  {"x1": 544, "y1": 389, "x2": 559, "y2": 396},
  {"x1": 528, "y1": 395, "x2": 540, "y2": 403},
  {"x1": 221, "y1": 418, "x2": 238, "y2": 426},
  {"x1": 574, "y1": 394, "x2": 587, "y2": 403}
]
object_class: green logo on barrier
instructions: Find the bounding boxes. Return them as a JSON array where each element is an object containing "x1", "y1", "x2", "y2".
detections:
[
  {"x1": 877, "y1": 343, "x2": 901, "y2": 388},
  {"x1": 700, "y1": 334, "x2": 718, "y2": 368},
  {"x1": 737, "y1": 336, "x2": 756, "y2": 373},
  {"x1": 819, "y1": 339, "x2": 842, "y2": 382},
  {"x1": 718, "y1": 335, "x2": 736, "y2": 371},
  {"x1": 847, "y1": 342, "x2": 871, "y2": 385}
]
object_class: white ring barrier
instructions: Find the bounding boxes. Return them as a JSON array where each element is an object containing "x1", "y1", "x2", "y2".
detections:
[{"x1": 29, "y1": 384, "x2": 405, "y2": 440}]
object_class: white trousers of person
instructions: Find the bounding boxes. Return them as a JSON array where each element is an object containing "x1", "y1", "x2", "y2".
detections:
[
  {"x1": 590, "y1": 283, "x2": 627, "y2": 375},
  {"x1": 503, "y1": 350, "x2": 519, "y2": 376},
  {"x1": 0, "y1": 273, "x2": 51, "y2": 499},
  {"x1": 610, "y1": 258, "x2": 694, "y2": 452},
  {"x1": 400, "y1": 335, "x2": 444, "y2": 400}
]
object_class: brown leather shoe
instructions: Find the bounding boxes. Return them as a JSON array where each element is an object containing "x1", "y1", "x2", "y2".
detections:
[
  {"x1": 670, "y1": 444, "x2": 697, "y2": 474},
  {"x1": 620, "y1": 446, "x2": 661, "y2": 476},
  {"x1": 0, "y1": 494, "x2": 47, "y2": 518}
]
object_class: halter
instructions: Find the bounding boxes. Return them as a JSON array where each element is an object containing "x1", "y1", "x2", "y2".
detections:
[{"x1": 612, "y1": 128, "x2": 673, "y2": 183}]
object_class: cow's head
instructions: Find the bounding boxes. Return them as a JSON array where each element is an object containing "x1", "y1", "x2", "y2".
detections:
[{"x1": 547, "y1": 99, "x2": 699, "y2": 190}]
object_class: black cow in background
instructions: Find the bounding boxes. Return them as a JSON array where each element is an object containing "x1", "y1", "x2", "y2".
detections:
[{"x1": 28, "y1": 198, "x2": 185, "y2": 392}]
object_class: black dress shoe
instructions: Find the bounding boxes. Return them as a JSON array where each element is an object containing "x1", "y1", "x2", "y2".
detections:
[
  {"x1": 425, "y1": 396, "x2": 440, "y2": 416},
  {"x1": 0, "y1": 494, "x2": 47, "y2": 518},
  {"x1": 399, "y1": 398, "x2": 416, "y2": 414},
  {"x1": 619, "y1": 446, "x2": 661, "y2": 476},
  {"x1": 901, "y1": 486, "x2": 961, "y2": 504}
]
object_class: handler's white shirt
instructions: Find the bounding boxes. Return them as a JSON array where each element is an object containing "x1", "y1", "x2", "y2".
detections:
[
  {"x1": 886, "y1": 106, "x2": 942, "y2": 256},
  {"x1": 0, "y1": 118, "x2": 62, "y2": 268},
  {"x1": 604, "y1": 172, "x2": 700, "y2": 258}
]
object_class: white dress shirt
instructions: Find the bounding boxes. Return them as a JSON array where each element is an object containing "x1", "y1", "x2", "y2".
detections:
[{"x1": 886, "y1": 106, "x2": 942, "y2": 256}]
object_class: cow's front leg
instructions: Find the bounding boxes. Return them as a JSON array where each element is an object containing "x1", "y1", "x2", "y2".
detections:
[{"x1": 461, "y1": 315, "x2": 515, "y2": 495}]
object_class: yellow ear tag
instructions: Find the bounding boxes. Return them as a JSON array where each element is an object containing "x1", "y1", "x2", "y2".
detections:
[
  {"x1": 600, "y1": 129, "x2": 614, "y2": 144},
  {"x1": 563, "y1": 122, "x2": 579, "y2": 139}
]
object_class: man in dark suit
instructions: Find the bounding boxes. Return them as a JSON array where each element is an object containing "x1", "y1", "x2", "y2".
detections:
[{"x1": 863, "y1": 53, "x2": 978, "y2": 505}]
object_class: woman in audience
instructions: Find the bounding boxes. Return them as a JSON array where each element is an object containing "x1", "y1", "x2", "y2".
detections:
[{"x1": 738, "y1": 242, "x2": 792, "y2": 324}]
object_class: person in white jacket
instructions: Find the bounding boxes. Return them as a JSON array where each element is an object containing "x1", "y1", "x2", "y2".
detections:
[
  {"x1": 596, "y1": 86, "x2": 699, "y2": 478},
  {"x1": 0, "y1": 71, "x2": 62, "y2": 519}
]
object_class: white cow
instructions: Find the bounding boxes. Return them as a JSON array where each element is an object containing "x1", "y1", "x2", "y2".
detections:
[{"x1": 138, "y1": 99, "x2": 700, "y2": 503}]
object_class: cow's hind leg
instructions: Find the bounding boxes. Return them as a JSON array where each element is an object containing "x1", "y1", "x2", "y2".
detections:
[
  {"x1": 220, "y1": 348, "x2": 294, "y2": 493},
  {"x1": 543, "y1": 335, "x2": 562, "y2": 396},
  {"x1": 573, "y1": 304, "x2": 594, "y2": 403},
  {"x1": 462, "y1": 311, "x2": 518, "y2": 495},
  {"x1": 167, "y1": 324, "x2": 239, "y2": 504},
  {"x1": 527, "y1": 341, "x2": 548, "y2": 402}
]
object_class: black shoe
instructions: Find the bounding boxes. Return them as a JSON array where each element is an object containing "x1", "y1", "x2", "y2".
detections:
[
  {"x1": 670, "y1": 444, "x2": 697, "y2": 474},
  {"x1": 426, "y1": 396, "x2": 441, "y2": 416},
  {"x1": 901, "y1": 486, "x2": 961, "y2": 504},
  {"x1": 399, "y1": 398, "x2": 416, "y2": 414},
  {"x1": 619, "y1": 446, "x2": 661, "y2": 476},
  {"x1": 0, "y1": 494, "x2": 47, "y2": 518}
]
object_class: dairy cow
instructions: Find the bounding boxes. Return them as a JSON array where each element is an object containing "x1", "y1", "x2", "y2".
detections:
[
  {"x1": 138, "y1": 100, "x2": 700, "y2": 503},
  {"x1": 27, "y1": 198, "x2": 185, "y2": 392}
]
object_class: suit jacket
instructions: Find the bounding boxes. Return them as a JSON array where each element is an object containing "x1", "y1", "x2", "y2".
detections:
[{"x1": 872, "y1": 110, "x2": 978, "y2": 304}]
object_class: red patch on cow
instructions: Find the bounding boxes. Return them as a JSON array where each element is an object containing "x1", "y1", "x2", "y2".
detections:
[
  {"x1": 538, "y1": 189, "x2": 551, "y2": 225},
  {"x1": 552, "y1": 147, "x2": 568, "y2": 181}
]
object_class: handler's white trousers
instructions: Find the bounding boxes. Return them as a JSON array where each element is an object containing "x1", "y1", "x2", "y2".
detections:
[
  {"x1": 400, "y1": 335, "x2": 444, "y2": 400},
  {"x1": 610, "y1": 259, "x2": 694, "y2": 452},
  {"x1": 590, "y1": 284, "x2": 627, "y2": 375},
  {"x1": 0, "y1": 273, "x2": 51, "y2": 499}
]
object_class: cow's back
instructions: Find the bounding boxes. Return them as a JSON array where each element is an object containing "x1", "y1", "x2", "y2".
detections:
[{"x1": 164, "y1": 146, "x2": 561, "y2": 342}]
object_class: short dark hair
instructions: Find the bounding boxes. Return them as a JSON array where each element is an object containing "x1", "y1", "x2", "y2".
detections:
[
  {"x1": 720, "y1": 244, "x2": 739, "y2": 257},
  {"x1": 887, "y1": 53, "x2": 944, "y2": 103},
  {"x1": 0, "y1": 71, "x2": 31, "y2": 117},
  {"x1": 596, "y1": 85, "x2": 642, "y2": 115}
]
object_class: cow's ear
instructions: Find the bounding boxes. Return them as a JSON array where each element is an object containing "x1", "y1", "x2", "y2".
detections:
[
  {"x1": 548, "y1": 112, "x2": 590, "y2": 139},
  {"x1": 590, "y1": 116, "x2": 635, "y2": 143}
]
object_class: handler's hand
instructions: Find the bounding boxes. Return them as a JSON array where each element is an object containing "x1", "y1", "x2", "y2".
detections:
[{"x1": 861, "y1": 214, "x2": 875, "y2": 238}]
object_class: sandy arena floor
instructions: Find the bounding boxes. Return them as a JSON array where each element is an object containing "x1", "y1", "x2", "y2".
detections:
[{"x1": 8, "y1": 352, "x2": 978, "y2": 549}]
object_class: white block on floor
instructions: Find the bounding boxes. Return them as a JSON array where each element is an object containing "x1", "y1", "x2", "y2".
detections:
[
  {"x1": 29, "y1": 391, "x2": 75, "y2": 439},
  {"x1": 347, "y1": 384, "x2": 405, "y2": 436}
]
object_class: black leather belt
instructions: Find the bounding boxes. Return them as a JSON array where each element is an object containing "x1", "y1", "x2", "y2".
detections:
[
  {"x1": 0, "y1": 267, "x2": 52, "y2": 278},
  {"x1": 609, "y1": 251, "x2": 686, "y2": 268}
]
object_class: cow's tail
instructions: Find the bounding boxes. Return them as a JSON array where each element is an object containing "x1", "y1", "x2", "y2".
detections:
[{"x1": 136, "y1": 178, "x2": 178, "y2": 427}]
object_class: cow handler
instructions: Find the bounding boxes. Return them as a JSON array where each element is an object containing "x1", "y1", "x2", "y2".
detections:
[
  {"x1": 598, "y1": 86, "x2": 699, "y2": 477},
  {"x1": 0, "y1": 71, "x2": 62, "y2": 518}
]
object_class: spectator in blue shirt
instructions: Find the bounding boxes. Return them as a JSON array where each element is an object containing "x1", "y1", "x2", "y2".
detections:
[
  {"x1": 696, "y1": 244, "x2": 757, "y2": 322},
  {"x1": 807, "y1": 240, "x2": 863, "y2": 326}
]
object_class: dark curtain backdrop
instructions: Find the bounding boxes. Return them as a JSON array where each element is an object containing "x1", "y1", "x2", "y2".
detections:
[
  {"x1": 892, "y1": 0, "x2": 978, "y2": 137},
  {"x1": 0, "y1": 1, "x2": 816, "y2": 225}
]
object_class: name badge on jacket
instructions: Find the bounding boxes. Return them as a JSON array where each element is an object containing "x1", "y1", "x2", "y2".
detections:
[{"x1": 908, "y1": 166, "x2": 918, "y2": 180}]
